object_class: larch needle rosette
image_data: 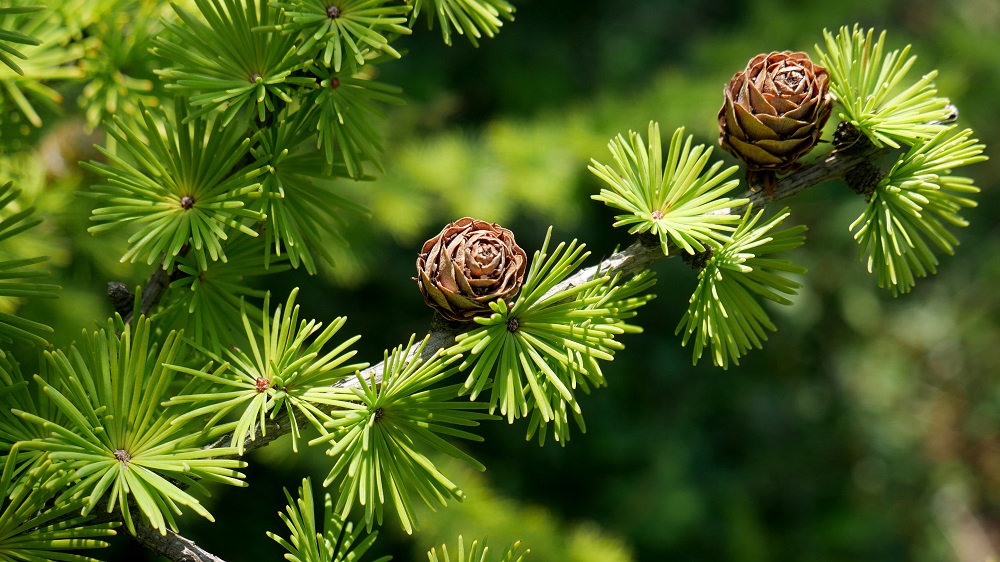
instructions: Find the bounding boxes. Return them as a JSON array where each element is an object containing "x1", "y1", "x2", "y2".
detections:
[
  {"x1": 417, "y1": 217, "x2": 528, "y2": 322},
  {"x1": 153, "y1": 0, "x2": 316, "y2": 125},
  {"x1": 814, "y1": 26, "x2": 987, "y2": 294},
  {"x1": 524, "y1": 269, "x2": 656, "y2": 447},
  {"x1": 589, "y1": 122, "x2": 745, "y2": 256},
  {"x1": 12, "y1": 317, "x2": 247, "y2": 536},
  {"x1": 78, "y1": 4, "x2": 160, "y2": 131},
  {"x1": 307, "y1": 63, "x2": 405, "y2": 178},
  {"x1": 165, "y1": 288, "x2": 367, "y2": 454},
  {"x1": 0, "y1": 449, "x2": 119, "y2": 561},
  {"x1": 268, "y1": 477, "x2": 390, "y2": 562},
  {"x1": 310, "y1": 335, "x2": 493, "y2": 535},
  {"x1": 428, "y1": 535, "x2": 530, "y2": 562},
  {"x1": 677, "y1": 207, "x2": 807, "y2": 369},
  {"x1": 407, "y1": 0, "x2": 516, "y2": 47},
  {"x1": 0, "y1": 182, "x2": 59, "y2": 347},
  {"x1": 82, "y1": 100, "x2": 267, "y2": 270},
  {"x1": 270, "y1": 0, "x2": 411, "y2": 72},
  {"x1": 250, "y1": 110, "x2": 370, "y2": 275},
  {"x1": 815, "y1": 25, "x2": 954, "y2": 149},
  {"x1": 0, "y1": 4, "x2": 83, "y2": 128},
  {"x1": 850, "y1": 127, "x2": 987, "y2": 295},
  {"x1": 446, "y1": 228, "x2": 650, "y2": 424}
]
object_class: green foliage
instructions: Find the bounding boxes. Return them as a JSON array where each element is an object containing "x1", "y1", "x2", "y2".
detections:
[
  {"x1": 82, "y1": 100, "x2": 267, "y2": 270},
  {"x1": 0, "y1": 4, "x2": 83, "y2": 128},
  {"x1": 850, "y1": 128, "x2": 987, "y2": 295},
  {"x1": 589, "y1": 122, "x2": 745, "y2": 256},
  {"x1": 271, "y1": 0, "x2": 411, "y2": 72},
  {"x1": 0, "y1": 449, "x2": 119, "y2": 561},
  {"x1": 408, "y1": 0, "x2": 515, "y2": 47},
  {"x1": 0, "y1": 352, "x2": 56, "y2": 469},
  {"x1": 0, "y1": 182, "x2": 59, "y2": 348},
  {"x1": 307, "y1": 64, "x2": 404, "y2": 178},
  {"x1": 816, "y1": 25, "x2": 953, "y2": 149},
  {"x1": 524, "y1": 269, "x2": 655, "y2": 447},
  {"x1": 155, "y1": 0, "x2": 316, "y2": 125},
  {"x1": 0, "y1": 1, "x2": 995, "y2": 559},
  {"x1": 677, "y1": 208, "x2": 807, "y2": 369},
  {"x1": 816, "y1": 25, "x2": 990, "y2": 296},
  {"x1": 428, "y1": 535, "x2": 529, "y2": 562},
  {"x1": 449, "y1": 229, "x2": 649, "y2": 428},
  {"x1": 313, "y1": 335, "x2": 493, "y2": 534},
  {"x1": 251, "y1": 112, "x2": 369, "y2": 273},
  {"x1": 166, "y1": 288, "x2": 367, "y2": 454},
  {"x1": 156, "y1": 236, "x2": 291, "y2": 349},
  {"x1": 0, "y1": 4, "x2": 44, "y2": 76},
  {"x1": 412, "y1": 455, "x2": 633, "y2": 562},
  {"x1": 13, "y1": 317, "x2": 247, "y2": 535},
  {"x1": 268, "y1": 477, "x2": 390, "y2": 562},
  {"x1": 78, "y1": 3, "x2": 162, "y2": 131}
]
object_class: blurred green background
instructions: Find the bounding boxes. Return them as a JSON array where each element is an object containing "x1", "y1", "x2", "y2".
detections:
[{"x1": 4, "y1": 0, "x2": 1000, "y2": 560}]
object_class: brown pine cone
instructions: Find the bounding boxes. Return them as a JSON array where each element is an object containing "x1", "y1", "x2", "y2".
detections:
[
  {"x1": 416, "y1": 218, "x2": 527, "y2": 322},
  {"x1": 719, "y1": 51, "x2": 832, "y2": 175}
]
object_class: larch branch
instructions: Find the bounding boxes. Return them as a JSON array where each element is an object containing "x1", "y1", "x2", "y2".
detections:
[{"x1": 138, "y1": 143, "x2": 888, "y2": 562}]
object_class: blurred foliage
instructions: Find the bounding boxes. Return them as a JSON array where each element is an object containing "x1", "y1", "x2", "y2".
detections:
[
  {"x1": 414, "y1": 456, "x2": 632, "y2": 562},
  {"x1": 4, "y1": 0, "x2": 1000, "y2": 560}
]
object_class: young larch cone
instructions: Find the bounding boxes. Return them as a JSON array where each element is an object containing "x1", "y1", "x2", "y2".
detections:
[
  {"x1": 416, "y1": 217, "x2": 527, "y2": 322},
  {"x1": 718, "y1": 51, "x2": 832, "y2": 187}
]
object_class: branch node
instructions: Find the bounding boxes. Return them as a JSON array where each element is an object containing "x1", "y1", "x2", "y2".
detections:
[
  {"x1": 107, "y1": 282, "x2": 135, "y2": 317},
  {"x1": 845, "y1": 160, "x2": 883, "y2": 201},
  {"x1": 637, "y1": 231, "x2": 660, "y2": 249},
  {"x1": 681, "y1": 248, "x2": 713, "y2": 271},
  {"x1": 832, "y1": 121, "x2": 873, "y2": 154}
]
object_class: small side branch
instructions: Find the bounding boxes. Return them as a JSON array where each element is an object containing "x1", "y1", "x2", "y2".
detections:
[
  {"x1": 112, "y1": 250, "x2": 190, "y2": 326},
  {"x1": 233, "y1": 409, "x2": 291, "y2": 458},
  {"x1": 225, "y1": 142, "x2": 886, "y2": 457},
  {"x1": 133, "y1": 524, "x2": 227, "y2": 562},
  {"x1": 144, "y1": 143, "x2": 889, "y2": 562},
  {"x1": 123, "y1": 264, "x2": 174, "y2": 325},
  {"x1": 733, "y1": 145, "x2": 893, "y2": 215}
]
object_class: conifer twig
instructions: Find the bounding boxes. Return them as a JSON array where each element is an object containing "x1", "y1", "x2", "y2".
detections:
[
  {"x1": 135, "y1": 142, "x2": 891, "y2": 562},
  {"x1": 114, "y1": 250, "x2": 190, "y2": 326},
  {"x1": 237, "y1": 142, "x2": 890, "y2": 455},
  {"x1": 132, "y1": 524, "x2": 226, "y2": 562}
]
